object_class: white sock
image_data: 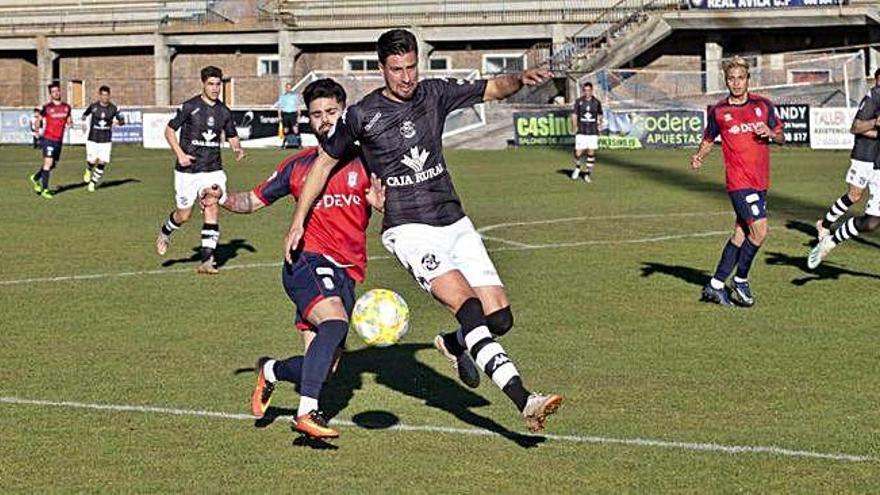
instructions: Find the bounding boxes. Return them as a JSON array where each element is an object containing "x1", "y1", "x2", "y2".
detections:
[
  {"x1": 733, "y1": 276, "x2": 748, "y2": 284},
  {"x1": 262, "y1": 359, "x2": 277, "y2": 383},
  {"x1": 709, "y1": 278, "x2": 725, "y2": 290},
  {"x1": 298, "y1": 396, "x2": 319, "y2": 418}
]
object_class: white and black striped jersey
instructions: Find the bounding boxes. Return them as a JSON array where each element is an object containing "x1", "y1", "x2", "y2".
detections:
[
  {"x1": 851, "y1": 86, "x2": 880, "y2": 168},
  {"x1": 322, "y1": 78, "x2": 488, "y2": 231},
  {"x1": 167, "y1": 95, "x2": 237, "y2": 174},
  {"x1": 83, "y1": 102, "x2": 123, "y2": 143}
]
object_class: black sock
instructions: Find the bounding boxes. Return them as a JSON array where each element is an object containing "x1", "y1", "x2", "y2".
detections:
[
  {"x1": 822, "y1": 194, "x2": 855, "y2": 229},
  {"x1": 200, "y1": 223, "x2": 219, "y2": 262},
  {"x1": 734, "y1": 238, "x2": 761, "y2": 280},
  {"x1": 456, "y1": 298, "x2": 529, "y2": 410},
  {"x1": 160, "y1": 212, "x2": 181, "y2": 236},
  {"x1": 40, "y1": 169, "x2": 50, "y2": 190},
  {"x1": 273, "y1": 356, "x2": 304, "y2": 383},
  {"x1": 711, "y1": 239, "x2": 740, "y2": 284},
  {"x1": 300, "y1": 319, "x2": 348, "y2": 400}
]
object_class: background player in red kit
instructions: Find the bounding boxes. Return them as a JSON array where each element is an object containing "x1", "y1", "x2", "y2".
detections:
[
  {"x1": 29, "y1": 82, "x2": 72, "y2": 199},
  {"x1": 691, "y1": 56, "x2": 785, "y2": 307},
  {"x1": 202, "y1": 78, "x2": 384, "y2": 439}
]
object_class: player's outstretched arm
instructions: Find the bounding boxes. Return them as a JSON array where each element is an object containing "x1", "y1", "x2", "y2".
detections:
[
  {"x1": 283, "y1": 148, "x2": 340, "y2": 263},
  {"x1": 484, "y1": 69, "x2": 554, "y2": 102},
  {"x1": 691, "y1": 139, "x2": 714, "y2": 170},
  {"x1": 200, "y1": 186, "x2": 264, "y2": 214}
]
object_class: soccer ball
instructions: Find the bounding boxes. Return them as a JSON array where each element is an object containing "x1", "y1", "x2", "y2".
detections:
[{"x1": 350, "y1": 289, "x2": 410, "y2": 347}]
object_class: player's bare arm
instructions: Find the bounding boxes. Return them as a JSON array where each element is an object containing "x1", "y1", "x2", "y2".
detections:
[
  {"x1": 483, "y1": 69, "x2": 554, "y2": 101},
  {"x1": 851, "y1": 117, "x2": 877, "y2": 135},
  {"x1": 164, "y1": 125, "x2": 194, "y2": 166},
  {"x1": 691, "y1": 139, "x2": 714, "y2": 170},
  {"x1": 201, "y1": 185, "x2": 263, "y2": 214},
  {"x1": 283, "y1": 149, "x2": 340, "y2": 263},
  {"x1": 228, "y1": 136, "x2": 246, "y2": 161}
]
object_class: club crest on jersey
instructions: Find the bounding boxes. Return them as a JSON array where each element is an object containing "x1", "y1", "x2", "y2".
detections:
[
  {"x1": 347, "y1": 171, "x2": 358, "y2": 188},
  {"x1": 723, "y1": 113, "x2": 733, "y2": 122},
  {"x1": 400, "y1": 120, "x2": 417, "y2": 139},
  {"x1": 754, "y1": 107, "x2": 762, "y2": 117},
  {"x1": 421, "y1": 253, "x2": 440, "y2": 271},
  {"x1": 207, "y1": 116, "x2": 215, "y2": 127}
]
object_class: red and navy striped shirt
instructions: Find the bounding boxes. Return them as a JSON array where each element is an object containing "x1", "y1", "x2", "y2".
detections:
[
  {"x1": 704, "y1": 93, "x2": 782, "y2": 192},
  {"x1": 40, "y1": 101, "x2": 71, "y2": 142},
  {"x1": 254, "y1": 147, "x2": 372, "y2": 282}
]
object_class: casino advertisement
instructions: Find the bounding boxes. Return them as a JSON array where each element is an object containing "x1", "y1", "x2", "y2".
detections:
[
  {"x1": 512, "y1": 109, "x2": 705, "y2": 149},
  {"x1": 688, "y1": 0, "x2": 840, "y2": 9}
]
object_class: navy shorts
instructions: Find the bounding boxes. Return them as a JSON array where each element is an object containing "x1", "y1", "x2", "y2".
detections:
[
  {"x1": 282, "y1": 251, "x2": 355, "y2": 333},
  {"x1": 729, "y1": 189, "x2": 767, "y2": 228},
  {"x1": 40, "y1": 138, "x2": 63, "y2": 162}
]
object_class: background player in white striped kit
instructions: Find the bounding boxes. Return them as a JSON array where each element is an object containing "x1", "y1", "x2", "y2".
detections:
[
  {"x1": 284, "y1": 29, "x2": 563, "y2": 432},
  {"x1": 155, "y1": 66, "x2": 245, "y2": 274},
  {"x1": 81, "y1": 85, "x2": 124, "y2": 192},
  {"x1": 570, "y1": 81, "x2": 603, "y2": 183}
]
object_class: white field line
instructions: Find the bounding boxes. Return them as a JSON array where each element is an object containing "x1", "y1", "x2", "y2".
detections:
[
  {"x1": 1, "y1": 396, "x2": 875, "y2": 463},
  {"x1": 0, "y1": 211, "x2": 733, "y2": 287}
]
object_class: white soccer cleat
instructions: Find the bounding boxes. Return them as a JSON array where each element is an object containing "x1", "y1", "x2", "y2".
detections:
[
  {"x1": 807, "y1": 236, "x2": 835, "y2": 270},
  {"x1": 196, "y1": 256, "x2": 219, "y2": 275},
  {"x1": 87, "y1": 182, "x2": 96, "y2": 193},
  {"x1": 522, "y1": 392, "x2": 563, "y2": 432},
  {"x1": 570, "y1": 168, "x2": 580, "y2": 180},
  {"x1": 815, "y1": 219, "x2": 830, "y2": 242},
  {"x1": 155, "y1": 232, "x2": 170, "y2": 256},
  {"x1": 583, "y1": 174, "x2": 592, "y2": 183}
]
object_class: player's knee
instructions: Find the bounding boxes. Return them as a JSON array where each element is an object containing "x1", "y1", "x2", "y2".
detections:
[
  {"x1": 848, "y1": 188, "x2": 864, "y2": 203},
  {"x1": 455, "y1": 297, "x2": 486, "y2": 333},
  {"x1": 175, "y1": 209, "x2": 192, "y2": 223},
  {"x1": 486, "y1": 306, "x2": 513, "y2": 337}
]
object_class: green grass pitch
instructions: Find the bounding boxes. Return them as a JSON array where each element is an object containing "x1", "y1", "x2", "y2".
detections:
[{"x1": 1, "y1": 143, "x2": 878, "y2": 492}]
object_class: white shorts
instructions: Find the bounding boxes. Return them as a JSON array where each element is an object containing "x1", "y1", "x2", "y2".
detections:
[
  {"x1": 381, "y1": 216, "x2": 503, "y2": 292},
  {"x1": 575, "y1": 134, "x2": 599, "y2": 151},
  {"x1": 86, "y1": 141, "x2": 112, "y2": 164},
  {"x1": 173, "y1": 170, "x2": 227, "y2": 210},
  {"x1": 865, "y1": 170, "x2": 880, "y2": 217},
  {"x1": 845, "y1": 159, "x2": 874, "y2": 189}
]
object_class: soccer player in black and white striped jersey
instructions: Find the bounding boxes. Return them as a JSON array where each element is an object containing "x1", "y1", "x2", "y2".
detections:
[{"x1": 809, "y1": 71, "x2": 880, "y2": 269}]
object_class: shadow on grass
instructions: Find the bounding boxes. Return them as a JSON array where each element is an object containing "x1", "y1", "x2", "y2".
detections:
[
  {"x1": 53, "y1": 178, "x2": 140, "y2": 195},
  {"x1": 161, "y1": 238, "x2": 256, "y2": 268},
  {"x1": 640, "y1": 261, "x2": 709, "y2": 288},
  {"x1": 237, "y1": 343, "x2": 546, "y2": 449},
  {"x1": 765, "y1": 250, "x2": 880, "y2": 286}
]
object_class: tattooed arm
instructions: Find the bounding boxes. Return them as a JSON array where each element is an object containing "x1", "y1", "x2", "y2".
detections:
[{"x1": 200, "y1": 186, "x2": 265, "y2": 213}]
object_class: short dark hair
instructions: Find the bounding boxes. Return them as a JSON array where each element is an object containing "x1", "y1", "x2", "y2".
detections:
[
  {"x1": 377, "y1": 29, "x2": 418, "y2": 64},
  {"x1": 874, "y1": 68, "x2": 880, "y2": 79},
  {"x1": 99, "y1": 85, "x2": 111, "y2": 93},
  {"x1": 303, "y1": 78, "x2": 347, "y2": 108},
  {"x1": 583, "y1": 82, "x2": 593, "y2": 89},
  {"x1": 48, "y1": 82, "x2": 60, "y2": 90},
  {"x1": 200, "y1": 66, "x2": 223, "y2": 82}
]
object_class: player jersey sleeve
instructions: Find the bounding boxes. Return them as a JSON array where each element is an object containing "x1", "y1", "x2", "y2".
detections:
[
  {"x1": 113, "y1": 106, "x2": 125, "y2": 125},
  {"x1": 855, "y1": 93, "x2": 879, "y2": 121},
  {"x1": 39, "y1": 104, "x2": 48, "y2": 117},
  {"x1": 221, "y1": 106, "x2": 238, "y2": 139},
  {"x1": 167, "y1": 100, "x2": 191, "y2": 130},
  {"x1": 432, "y1": 78, "x2": 488, "y2": 115},
  {"x1": 764, "y1": 99, "x2": 782, "y2": 132},
  {"x1": 82, "y1": 104, "x2": 93, "y2": 118},
  {"x1": 596, "y1": 100, "x2": 603, "y2": 116},
  {"x1": 322, "y1": 105, "x2": 362, "y2": 160},
  {"x1": 572, "y1": 99, "x2": 580, "y2": 116},
  {"x1": 704, "y1": 105, "x2": 720, "y2": 141},
  {"x1": 252, "y1": 160, "x2": 294, "y2": 205}
]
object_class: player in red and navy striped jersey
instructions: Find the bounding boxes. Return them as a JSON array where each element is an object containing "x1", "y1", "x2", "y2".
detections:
[
  {"x1": 201, "y1": 79, "x2": 384, "y2": 439},
  {"x1": 691, "y1": 56, "x2": 784, "y2": 307},
  {"x1": 29, "y1": 83, "x2": 72, "y2": 199}
]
